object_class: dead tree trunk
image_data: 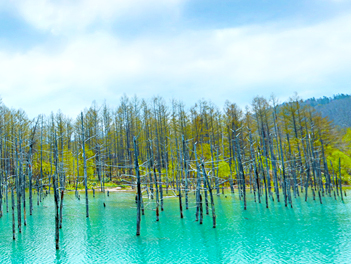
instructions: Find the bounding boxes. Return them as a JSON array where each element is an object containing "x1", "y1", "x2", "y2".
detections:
[
  {"x1": 81, "y1": 112, "x2": 89, "y2": 217},
  {"x1": 53, "y1": 176, "x2": 60, "y2": 250},
  {"x1": 201, "y1": 161, "x2": 216, "y2": 228},
  {"x1": 134, "y1": 137, "x2": 142, "y2": 236},
  {"x1": 11, "y1": 188, "x2": 15, "y2": 240}
]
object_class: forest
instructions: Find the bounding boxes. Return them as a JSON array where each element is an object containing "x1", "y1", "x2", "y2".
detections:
[
  {"x1": 0, "y1": 93, "x2": 350, "y2": 244},
  {"x1": 308, "y1": 95, "x2": 351, "y2": 128}
]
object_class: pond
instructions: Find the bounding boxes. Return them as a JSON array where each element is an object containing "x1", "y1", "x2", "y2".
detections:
[{"x1": 0, "y1": 190, "x2": 350, "y2": 263}]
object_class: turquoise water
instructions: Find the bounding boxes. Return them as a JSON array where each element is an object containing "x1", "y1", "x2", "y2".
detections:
[{"x1": 1, "y1": 190, "x2": 351, "y2": 263}]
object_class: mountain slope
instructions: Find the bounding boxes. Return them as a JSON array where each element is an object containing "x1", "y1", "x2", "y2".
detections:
[{"x1": 305, "y1": 94, "x2": 351, "y2": 128}]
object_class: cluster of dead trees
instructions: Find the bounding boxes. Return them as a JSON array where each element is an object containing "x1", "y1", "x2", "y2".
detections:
[{"x1": 0, "y1": 93, "x2": 345, "y2": 243}]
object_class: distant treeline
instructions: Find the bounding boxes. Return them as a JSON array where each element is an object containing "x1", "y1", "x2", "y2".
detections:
[
  {"x1": 0, "y1": 93, "x2": 350, "y2": 193},
  {"x1": 2, "y1": 93, "x2": 351, "y2": 238},
  {"x1": 304, "y1": 94, "x2": 351, "y2": 128},
  {"x1": 305, "y1": 93, "x2": 351, "y2": 107}
]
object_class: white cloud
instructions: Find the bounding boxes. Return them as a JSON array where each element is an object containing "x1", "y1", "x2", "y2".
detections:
[
  {"x1": 1, "y1": 12, "x2": 351, "y2": 117},
  {"x1": 9, "y1": 0, "x2": 184, "y2": 34}
]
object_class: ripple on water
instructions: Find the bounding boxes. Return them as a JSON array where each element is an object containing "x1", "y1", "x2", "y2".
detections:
[{"x1": 1, "y1": 191, "x2": 351, "y2": 263}]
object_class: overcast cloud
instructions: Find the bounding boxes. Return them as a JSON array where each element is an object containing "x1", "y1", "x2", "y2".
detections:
[{"x1": 0, "y1": 0, "x2": 351, "y2": 118}]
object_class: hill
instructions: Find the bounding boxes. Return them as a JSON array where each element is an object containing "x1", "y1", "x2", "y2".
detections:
[{"x1": 305, "y1": 94, "x2": 351, "y2": 128}]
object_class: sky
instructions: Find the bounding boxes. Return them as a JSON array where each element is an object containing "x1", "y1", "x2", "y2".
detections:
[{"x1": 0, "y1": 0, "x2": 351, "y2": 118}]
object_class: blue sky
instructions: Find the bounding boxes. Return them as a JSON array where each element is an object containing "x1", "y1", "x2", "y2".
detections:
[{"x1": 0, "y1": 0, "x2": 351, "y2": 118}]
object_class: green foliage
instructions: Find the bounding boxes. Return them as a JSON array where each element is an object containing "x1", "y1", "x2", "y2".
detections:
[
  {"x1": 327, "y1": 150, "x2": 351, "y2": 183},
  {"x1": 217, "y1": 160, "x2": 230, "y2": 178},
  {"x1": 32, "y1": 152, "x2": 55, "y2": 179},
  {"x1": 323, "y1": 128, "x2": 351, "y2": 183},
  {"x1": 196, "y1": 143, "x2": 212, "y2": 161},
  {"x1": 3, "y1": 93, "x2": 351, "y2": 190}
]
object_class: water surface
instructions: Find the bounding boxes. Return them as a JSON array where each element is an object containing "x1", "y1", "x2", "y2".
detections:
[{"x1": 0, "y1": 190, "x2": 350, "y2": 263}]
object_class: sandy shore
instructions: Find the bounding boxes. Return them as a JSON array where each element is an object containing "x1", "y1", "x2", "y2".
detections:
[
  {"x1": 89, "y1": 186, "x2": 135, "y2": 192},
  {"x1": 103, "y1": 187, "x2": 133, "y2": 192}
]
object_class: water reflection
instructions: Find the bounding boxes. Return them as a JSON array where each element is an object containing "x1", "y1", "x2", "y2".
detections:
[{"x1": 0, "y1": 191, "x2": 350, "y2": 263}]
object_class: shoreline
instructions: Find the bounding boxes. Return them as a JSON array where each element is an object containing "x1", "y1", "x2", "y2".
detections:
[
  {"x1": 68, "y1": 187, "x2": 134, "y2": 192},
  {"x1": 68, "y1": 185, "x2": 351, "y2": 193}
]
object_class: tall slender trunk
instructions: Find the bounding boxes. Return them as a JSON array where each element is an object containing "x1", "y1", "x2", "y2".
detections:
[
  {"x1": 12, "y1": 188, "x2": 15, "y2": 240},
  {"x1": 29, "y1": 144, "x2": 33, "y2": 215},
  {"x1": 81, "y1": 112, "x2": 89, "y2": 217},
  {"x1": 339, "y1": 158, "x2": 343, "y2": 201},
  {"x1": 15, "y1": 138, "x2": 21, "y2": 233},
  {"x1": 201, "y1": 162, "x2": 216, "y2": 228},
  {"x1": 53, "y1": 176, "x2": 60, "y2": 250},
  {"x1": 134, "y1": 137, "x2": 142, "y2": 236}
]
